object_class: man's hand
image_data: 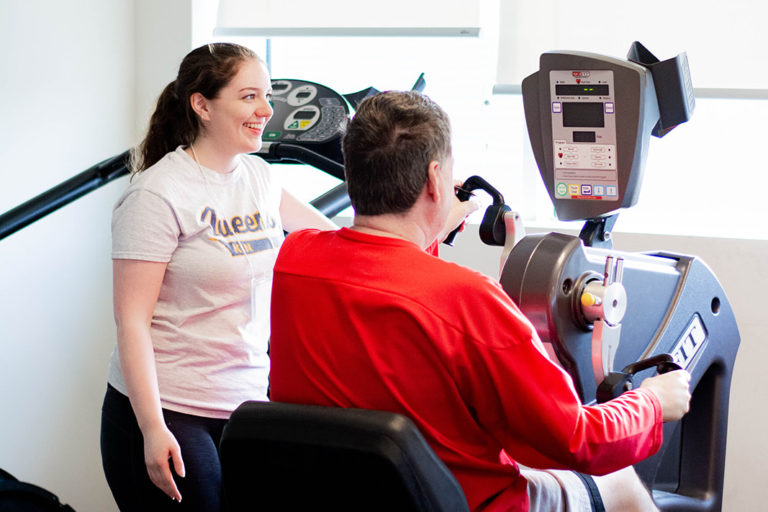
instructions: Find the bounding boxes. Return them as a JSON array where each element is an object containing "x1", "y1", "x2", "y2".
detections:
[
  {"x1": 639, "y1": 369, "x2": 692, "y2": 422},
  {"x1": 439, "y1": 181, "x2": 480, "y2": 242}
]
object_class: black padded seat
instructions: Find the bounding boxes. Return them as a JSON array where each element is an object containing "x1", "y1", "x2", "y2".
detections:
[{"x1": 220, "y1": 400, "x2": 470, "y2": 512}]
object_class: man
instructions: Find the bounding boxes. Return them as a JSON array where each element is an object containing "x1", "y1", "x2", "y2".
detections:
[{"x1": 270, "y1": 91, "x2": 691, "y2": 511}]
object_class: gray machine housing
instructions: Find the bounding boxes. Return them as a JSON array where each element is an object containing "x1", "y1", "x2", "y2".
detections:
[
  {"x1": 502, "y1": 49, "x2": 740, "y2": 511},
  {"x1": 501, "y1": 234, "x2": 739, "y2": 510},
  {"x1": 522, "y1": 51, "x2": 659, "y2": 221}
]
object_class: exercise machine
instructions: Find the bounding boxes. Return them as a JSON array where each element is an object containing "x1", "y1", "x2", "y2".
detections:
[{"x1": 499, "y1": 42, "x2": 739, "y2": 511}]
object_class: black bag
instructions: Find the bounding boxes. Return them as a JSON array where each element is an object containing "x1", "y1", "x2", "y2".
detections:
[{"x1": 0, "y1": 468, "x2": 75, "y2": 512}]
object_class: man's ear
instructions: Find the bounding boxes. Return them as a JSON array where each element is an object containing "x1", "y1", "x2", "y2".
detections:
[
  {"x1": 189, "y1": 92, "x2": 211, "y2": 121},
  {"x1": 426, "y1": 160, "x2": 442, "y2": 203}
]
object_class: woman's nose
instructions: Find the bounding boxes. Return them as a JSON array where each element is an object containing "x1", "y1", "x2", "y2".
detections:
[{"x1": 257, "y1": 98, "x2": 273, "y2": 118}]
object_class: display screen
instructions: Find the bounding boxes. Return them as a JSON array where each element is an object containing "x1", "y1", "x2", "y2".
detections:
[
  {"x1": 293, "y1": 110, "x2": 316, "y2": 120},
  {"x1": 562, "y1": 102, "x2": 604, "y2": 128},
  {"x1": 556, "y1": 84, "x2": 610, "y2": 96},
  {"x1": 573, "y1": 131, "x2": 596, "y2": 143}
]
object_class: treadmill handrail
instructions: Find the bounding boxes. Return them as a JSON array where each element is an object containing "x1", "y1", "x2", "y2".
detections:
[
  {"x1": 0, "y1": 150, "x2": 131, "y2": 241},
  {"x1": 258, "y1": 142, "x2": 346, "y2": 181},
  {"x1": 0, "y1": 145, "x2": 349, "y2": 242}
]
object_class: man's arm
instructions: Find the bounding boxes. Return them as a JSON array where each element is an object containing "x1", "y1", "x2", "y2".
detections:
[{"x1": 458, "y1": 286, "x2": 686, "y2": 476}]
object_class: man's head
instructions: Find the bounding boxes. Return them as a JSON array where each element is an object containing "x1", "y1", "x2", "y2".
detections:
[{"x1": 343, "y1": 91, "x2": 452, "y2": 216}]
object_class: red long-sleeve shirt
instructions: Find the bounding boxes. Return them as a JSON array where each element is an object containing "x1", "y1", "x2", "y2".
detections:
[{"x1": 270, "y1": 228, "x2": 662, "y2": 511}]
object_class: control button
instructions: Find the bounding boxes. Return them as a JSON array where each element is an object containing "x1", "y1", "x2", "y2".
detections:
[
  {"x1": 592, "y1": 154, "x2": 605, "y2": 160},
  {"x1": 605, "y1": 102, "x2": 615, "y2": 114},
  {"x1": 552, "y1": 102, "x2": 562, "y2": 113},
  {"x1": 591, "y1": 146, "x2": 605, "y2": 153}
]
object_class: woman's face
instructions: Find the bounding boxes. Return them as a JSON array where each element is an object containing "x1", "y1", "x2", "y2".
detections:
[{"x1": 201, "y1": 58, "x2": 273, "y2": 156}]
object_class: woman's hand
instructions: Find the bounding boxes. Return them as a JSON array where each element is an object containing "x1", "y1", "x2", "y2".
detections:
[{"x1": 143, "y1": 424, "x2": 186, "y2": 502}]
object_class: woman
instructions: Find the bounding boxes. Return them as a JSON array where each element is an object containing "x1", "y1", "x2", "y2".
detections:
[{"x1": 100, "y1": 42, "x2": 337, "y2": 511}]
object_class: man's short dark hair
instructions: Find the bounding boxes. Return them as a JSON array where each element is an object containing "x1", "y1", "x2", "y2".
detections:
[{"x1": 342, "y1": 91, "x2": 452, "y2": 216}]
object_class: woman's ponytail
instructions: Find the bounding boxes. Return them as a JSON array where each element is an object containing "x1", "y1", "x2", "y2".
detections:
[{"x1": 131, "y1": 80, "x2": 197, "y2": 174}]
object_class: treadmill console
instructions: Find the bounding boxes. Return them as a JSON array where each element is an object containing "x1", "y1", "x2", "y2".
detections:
[{"x1": 263, "y1": 79, "x2": 351, "y2": 166}]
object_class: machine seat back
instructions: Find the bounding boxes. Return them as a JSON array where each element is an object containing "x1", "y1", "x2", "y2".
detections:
[{"x1": 220, "y1": 401, "x2": 470, "y2": 512}]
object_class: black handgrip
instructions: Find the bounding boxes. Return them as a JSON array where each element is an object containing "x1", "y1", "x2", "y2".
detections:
[
  {"x1": 479, "y1": 203, "x2": 511, "y2": 246},
  {"x1": 596, "y1": 354, "x2": 682, "y2": 403},
  {"x1": 621, "y1": 353, "x2": 682, "y2": 376},
  {"x1": 442, "y1": 176, "x2": 507, "y2": 246}
]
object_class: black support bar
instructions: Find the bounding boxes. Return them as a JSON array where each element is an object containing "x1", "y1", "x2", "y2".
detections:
[{"x1": 0, "y1": 150, "x2": 131, "y2": 241}]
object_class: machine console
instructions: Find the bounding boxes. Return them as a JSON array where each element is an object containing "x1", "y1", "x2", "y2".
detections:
[
  {"x1": 260, "y1": 78, "x2": 353, "y2": 175},
  {"x1": 523, "y1": 52, "x2": 659, "y2": 221},
  {"x1": 550, "y1": 69, "x2": 619, "y2": 204},
  {"x1": 266, "y1": 80, "x2": 349, "y2": 143}
]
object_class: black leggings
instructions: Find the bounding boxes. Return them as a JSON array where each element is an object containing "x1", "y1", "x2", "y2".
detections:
[{"x1": 100, "y1": 385, "x2": 228, "y2": 512}]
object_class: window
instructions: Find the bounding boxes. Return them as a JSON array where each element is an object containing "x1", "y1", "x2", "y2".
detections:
[
  {"x1": 493, "y1": 0, "x2": 768, "y2": 240},
  {"x1": 198, "y1": 0, "x2": 768, "y2": 240}
]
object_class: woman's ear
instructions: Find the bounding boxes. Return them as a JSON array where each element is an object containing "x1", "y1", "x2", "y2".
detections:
[{"x1": 189, "y1": 92, "x2": 211, "y2": 122}]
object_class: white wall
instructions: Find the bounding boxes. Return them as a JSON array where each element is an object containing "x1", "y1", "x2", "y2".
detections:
[
  {"x1": 443, "y1": 226, "x2": 768, "y2": 511},
  {"x1": 134, "y1": 0, "x2": 194, "y2": 136},
  {"x1": 0, "y1": 1, "x2": 132, "y2": 510},
  {"x1": 0, "y1": 1, "x2": 194, "y2": 510}
]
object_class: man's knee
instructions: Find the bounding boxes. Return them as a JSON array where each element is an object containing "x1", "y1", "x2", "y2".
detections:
[{"x1": 593, "y1": 467, "x2": 658, "y2": 512}]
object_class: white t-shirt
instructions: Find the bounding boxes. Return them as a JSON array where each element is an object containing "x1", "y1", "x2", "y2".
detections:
[{"x1": 108, "y1": 146, "x2": 283, "y2": 418}]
